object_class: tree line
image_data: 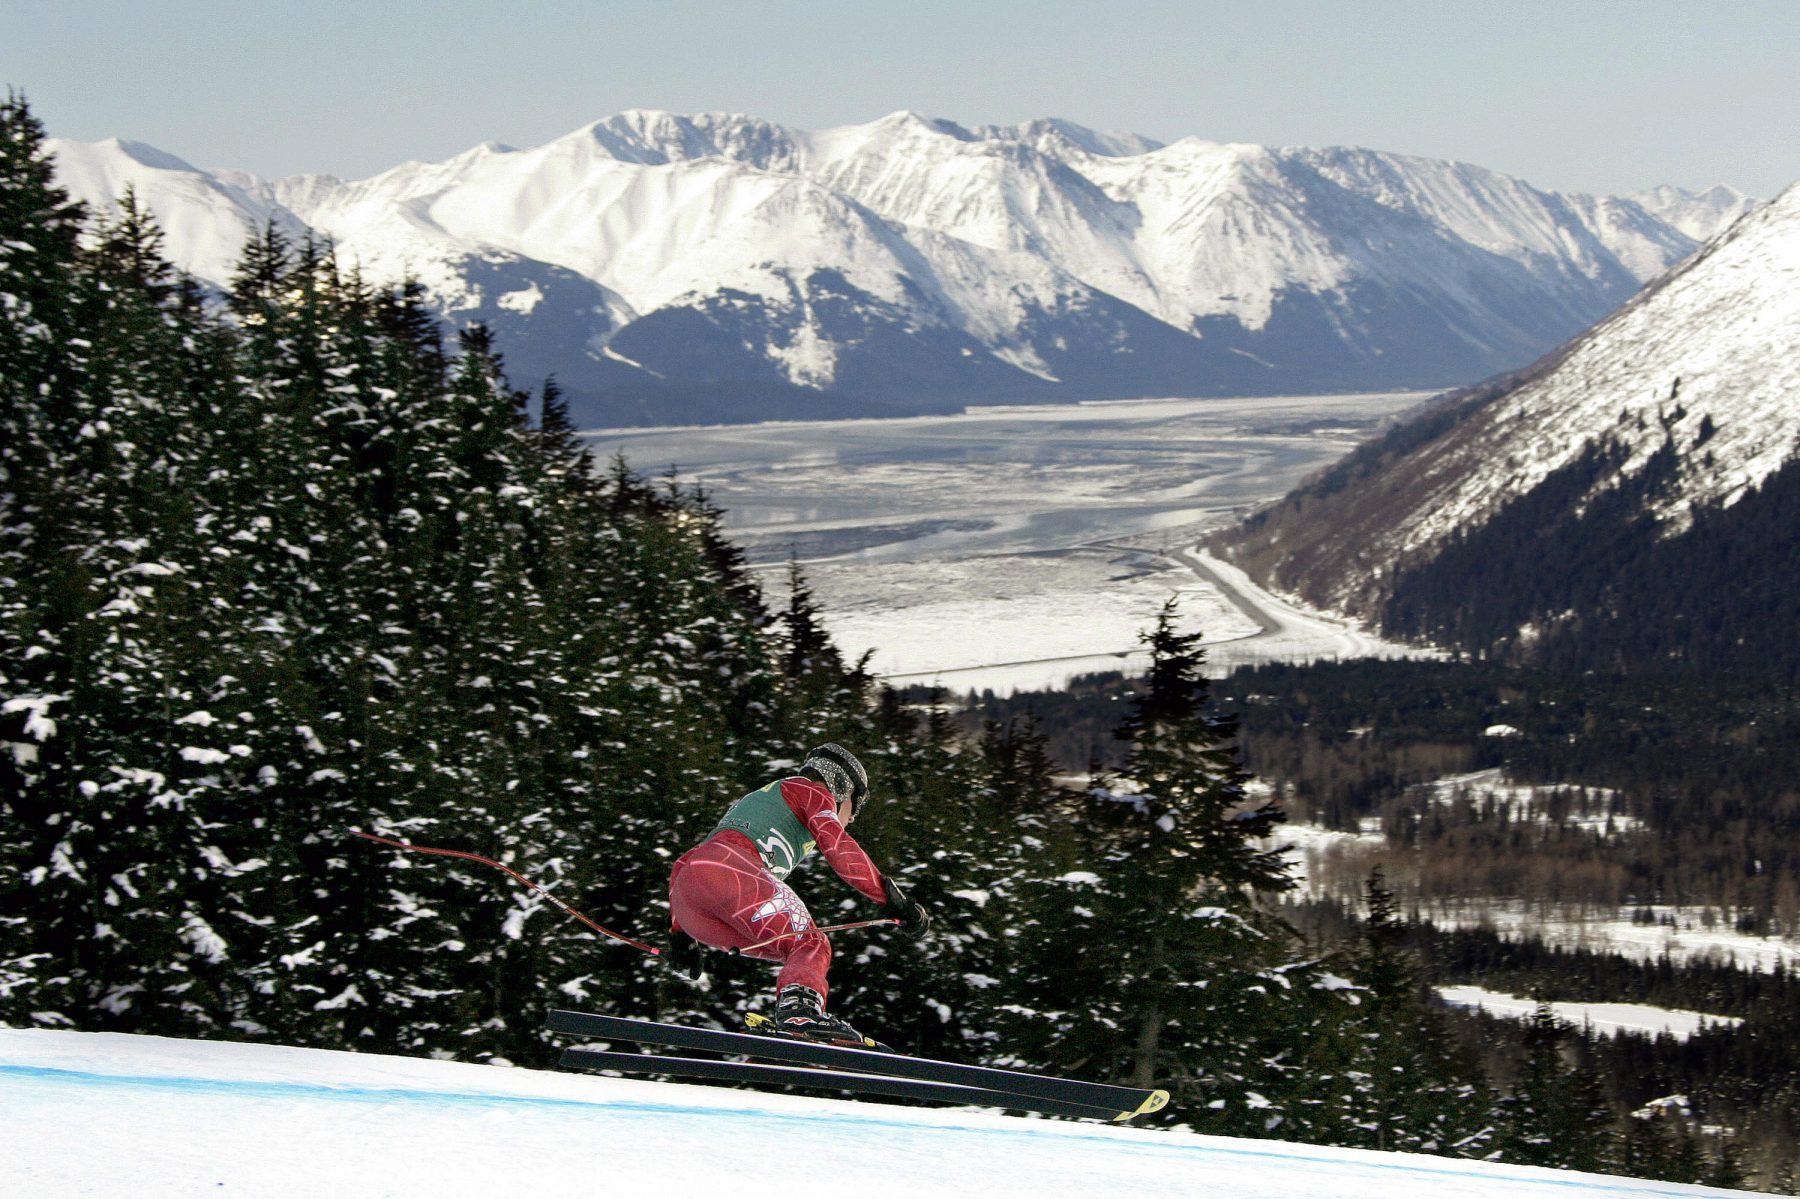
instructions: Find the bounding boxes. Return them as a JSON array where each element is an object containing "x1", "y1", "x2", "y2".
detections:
[{"x1": 964, "y1": 658, "x2": 1800, "y2": 932}]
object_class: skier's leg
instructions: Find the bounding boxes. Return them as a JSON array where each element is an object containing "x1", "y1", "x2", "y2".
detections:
[
  {"x1": 735, "y1": 890, "x2": 877, "y2": 1042},
  {"x1": 669, "y1": 841, "x2": 835, "y2": 1002},
  {"x1": 669, "y1": 847, "x2": 759, "y2": 949},
  {"x1": 772, "y1": 928, "x2": 831, "y2": 1002},
  {"x1": 720, "y1": 875, "x2": 832, "y2": 1000}
]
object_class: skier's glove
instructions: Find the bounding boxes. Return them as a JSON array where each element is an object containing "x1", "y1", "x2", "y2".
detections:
[
  {"x1": 663, "y1": 933, "x2": 707, "y2": 982},
  {"x1": 882, "y1": 875, "x2": 932, "y2": 939}
]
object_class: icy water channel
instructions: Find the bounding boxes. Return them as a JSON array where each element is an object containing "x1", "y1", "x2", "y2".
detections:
[{"x1": 583, "y1": 392, "x2": 1430, "y2": 690}]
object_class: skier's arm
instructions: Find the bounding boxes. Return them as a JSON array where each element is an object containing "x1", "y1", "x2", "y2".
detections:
[{"x1": 781, "y1": 777, "x2": 888, "y2": 903}]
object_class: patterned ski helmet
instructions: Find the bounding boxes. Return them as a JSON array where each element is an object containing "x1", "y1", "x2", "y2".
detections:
[{"x1": 803, "y1": 742, "x2": 870, "y2": 807}]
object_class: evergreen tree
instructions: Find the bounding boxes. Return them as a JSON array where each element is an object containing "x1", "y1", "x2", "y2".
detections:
[
  {"x1": 1004, "y1": 600, "x2": 1330, "y2": 1131},
  {"x1": 1291, "y1": 870, "x2": 1494, "y2": 1155},
  {"x1": 1495, "y1": 1002, "x2": 1619, "y2": 1171},
  {"x1": 777, "y1": 554, "x2": 847, "y2": 699},
  {"x1": 827, "y1": 696, "x2": 990, "y2": 1057},
  {"x1": 534, "y1": 374, "x2": 595, "y2": 490}
]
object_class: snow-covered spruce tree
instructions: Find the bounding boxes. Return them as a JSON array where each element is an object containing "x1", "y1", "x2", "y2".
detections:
[
  {"x1": 107, "y1": 229, "x2": 436, "y2": 1046},
  {"x1": 1004, "y1": 599, "x2": 1333, "y2": 1132},
  {"x1": 0, "y1": 93, "x2": 103, "y2": 1015},
  {"x1": 880, "y1": 709, "x2": 1096, "y2": 1070},
  {"x1": 1, "y1": 159, "x2": 277, "y2": 1033},
  {"x1": 204, "y1": 281, "x2": 795, "y2": 1061},
  {"x1": 0, "y1": 90, "x2": 93, "y2": 1021},
  {"x1": 291, "y1": 317, "x2": 591, "y2": 1057},
  {"x1": 46, "y1": 194, "x2": 249, "y2": 1033},
  {"x1": 1287, "y1": 869, "x2": 1494, "y2": 1155},
  {"x1": 953, "y1": 713, "x2": 1072, "y2": 1055},
  {"x1": 1493, "y1": 1002, "x2": 1619, "y2": 1172}
]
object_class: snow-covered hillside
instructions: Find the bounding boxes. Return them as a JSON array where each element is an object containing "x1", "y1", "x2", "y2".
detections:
[
  {"x1": 1375, "y1": 183, "x2": 1800, "y2": 561},
  {"x1": 1214, "y1": 179, "x2": 1800, "y2": 621},
  {"x1": 0, "y1": 1029, "x2": 1764, "y2": 1198},
  {"x1": 47, "y1": 115, "x2": 1758, "y2": 424}
]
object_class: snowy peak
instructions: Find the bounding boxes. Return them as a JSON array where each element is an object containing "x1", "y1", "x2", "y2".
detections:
[
  {"x1": 1631, "y1": 183, "x2": 1762, "y2": 241},
  {"x1": 976, "y1": 117, "x2": 1166, "y2": 159},
  {"x1": 48, "y1": 136, "x2": 310, "y2": 286},
  {"x1": 1558, "y1": 192, "x2": 1699, "y2": 283},
  {"x1": 1288, "y1": 147, "x2": 1640, "y2": 289},
  {"x1": 578, "y1": 109, "x2": 806, "y2": 171},
  {"x1": 868, "y1": 109, "x2": 978, "y2": 140},
  {"x1": 1426, "y1": 181, "x2": 1800, "y2": 531},
  {"x1": 47, "y1": 111, "x2": 1775, "y2": 425},
  {"x1": 99, "y1": 137, "x2": 206, "y2": 174}
]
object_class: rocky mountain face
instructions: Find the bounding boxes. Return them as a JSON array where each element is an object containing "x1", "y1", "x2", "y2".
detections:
[
  {"x1": 1212, "y1": 183, "x2": 1800, "y2": 679},
  {"x1": 49, "y1": 113, "x2": 1757, "y2": 425}
]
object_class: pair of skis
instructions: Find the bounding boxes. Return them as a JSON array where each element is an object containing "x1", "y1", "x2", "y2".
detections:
[{"x1": 546, "y1": 1009, "x2": 1169, "y2": 1123}]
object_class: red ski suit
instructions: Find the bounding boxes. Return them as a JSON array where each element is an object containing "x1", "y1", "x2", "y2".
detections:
[{"x1": 668, "y1": 776, "x2": 886, "y2": 1002}]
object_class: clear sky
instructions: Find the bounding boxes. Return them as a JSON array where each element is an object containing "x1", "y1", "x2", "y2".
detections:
[{"x1": 7, "y1": 0, "x2": 1796, "y2": 198}]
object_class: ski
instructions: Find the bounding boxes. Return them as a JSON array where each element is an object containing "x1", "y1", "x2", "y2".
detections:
[
  {"x1": 545, "y1": 1009, "x2": 1168, "y2": 1121},
  {"x1": 560, "y1": 1049, "x2": 1134, "y2": 1121}
]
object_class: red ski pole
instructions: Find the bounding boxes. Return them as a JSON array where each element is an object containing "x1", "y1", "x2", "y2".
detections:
[
  {"x1": 741, "y1": 917, "x2": 900, "y2": 953},
  {"x1": 350, "y1": 829, "x2": 664, "y2": 957}
]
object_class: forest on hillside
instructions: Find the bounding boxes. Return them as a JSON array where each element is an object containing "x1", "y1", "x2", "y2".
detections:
[
  {"x1": 1381, "y1": 435, "x2": 1800, "y2": 683},
  {"x1": 0, "y1": 93, "x2": 1784, "y2": 1189},
  {"x1": 1214, "y1": 366, "x2": 1800, "y2": 685}
]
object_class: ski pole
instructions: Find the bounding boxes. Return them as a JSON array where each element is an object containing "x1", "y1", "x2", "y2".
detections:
[
  {"x1": 349, "y1": 829, "x2": 664, "y2": 957},
  {"x1": 742, "y1": 917, "x2": 900, "y2": 953}
]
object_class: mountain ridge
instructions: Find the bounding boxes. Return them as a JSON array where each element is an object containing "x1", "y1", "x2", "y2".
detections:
[
  {"x1": 1211, "y1": 182, "x2": 1800, "y2": 678},
  {"x1": 48, "y1": 113, "x2": 1763, "y2": 425}
]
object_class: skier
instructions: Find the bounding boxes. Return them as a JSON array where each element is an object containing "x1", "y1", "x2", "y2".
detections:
[{"x1": 666, "y1": 743, "x2": 930, "y2": 1046}]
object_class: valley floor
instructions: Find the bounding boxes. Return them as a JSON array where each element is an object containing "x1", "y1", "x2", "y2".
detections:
[{"x1": 826, "y1": 540, "x2": 1434, "y2": 694}]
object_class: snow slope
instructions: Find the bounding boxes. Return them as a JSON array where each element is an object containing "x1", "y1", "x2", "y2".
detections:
[
  {"x1": 46, "y1": 115, "x2": 1760, "y2": 422},
  {"x1": 1632, "y1": 185, "x2": 1764, "y2": 242},
  {"x1": 1374, "y1": 182, "x2": 1800, "y2": 562},
  {"x1": 1215, "y1": 179, "x2": 1800, "y2": 617},
  {"x1": 0, "y1": 1029, "x2": 1763, "y2": 1199},
  {"x1": 48, "y1": 138, "x2": 307, "y2": 286}
]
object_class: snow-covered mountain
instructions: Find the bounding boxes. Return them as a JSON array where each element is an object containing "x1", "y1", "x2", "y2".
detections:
[
  {"x1": 48, "y1": 115, "x2": 1760, "y2": 425},
  {"x1": 1631, "y1": 183, "x2": 1764, "y2": 242},
  {"x1": 1211, "y1": 181, "x2": 1800, "y2": 670}
]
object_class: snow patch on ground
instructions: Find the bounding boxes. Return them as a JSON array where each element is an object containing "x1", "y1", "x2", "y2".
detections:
[
  {"x1": 1420, "y1": 901, "x2": 1800, "y2": 975},
  {"x1": 1408, "y1": 768, "x2": 1639, "y2": 836},
  {"x1": 1185, "y1": 549, "x2": 1438, "y2": 674},
  {"x1": 1436, "y1": 985, "x2": 1743, "y2": 1041},
  {"x1": 1260, "y1": 818, "x2": 1388, "y2": 890},
  {"x1": 798, "y1": 548, "x2": 1254, "y2": 693}
]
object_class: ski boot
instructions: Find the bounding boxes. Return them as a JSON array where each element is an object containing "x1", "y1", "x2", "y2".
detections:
[{"x1": 748, "y1": 984, "x2": 887, "y2": 1050}]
